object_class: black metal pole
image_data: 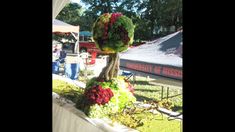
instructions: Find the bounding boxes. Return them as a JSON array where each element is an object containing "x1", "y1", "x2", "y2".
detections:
[
  {"x1": 167, "y1": 87, "x2": 169, "y2": 100},
  {"x1": 161, "y1": 86, "x2": 164, "y2": 100}
]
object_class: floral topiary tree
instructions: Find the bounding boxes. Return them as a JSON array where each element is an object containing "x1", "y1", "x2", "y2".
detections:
[
  {"x1": 75, "y1": 13, "x2": 136, "y2": 118},
  {"x1": 92, "y1": 13, "x2": 135, "y2": 81}
]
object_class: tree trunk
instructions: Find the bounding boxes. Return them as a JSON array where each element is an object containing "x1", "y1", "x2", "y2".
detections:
[{"x1": 98, "y1": 53, "x2": 119, "y2": 81}]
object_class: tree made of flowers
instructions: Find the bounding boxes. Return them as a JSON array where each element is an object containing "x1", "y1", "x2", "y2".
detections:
[
  {"x1": 75, "y1": 13, "x2": 136, "y2": 118},
  {"x1": 92, "y1": 13, "x2": 135, "y2": 81}
]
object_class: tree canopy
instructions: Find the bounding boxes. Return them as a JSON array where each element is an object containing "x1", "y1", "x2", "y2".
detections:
[{"x1": 55, "y1": 0, "x2": 182, "y2": 41}]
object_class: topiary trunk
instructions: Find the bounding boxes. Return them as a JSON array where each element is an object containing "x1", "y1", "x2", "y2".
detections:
[{"x1": 98, "y1": 53, "x2": 120, "y2": 81}]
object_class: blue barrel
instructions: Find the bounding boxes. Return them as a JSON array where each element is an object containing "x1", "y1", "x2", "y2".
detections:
[
  {"x1": 65, "y1": 63, "x2": 80, "y2": 80},
  {"x1": 52, "y1": 61, "x2": 60, "y2": 74}
]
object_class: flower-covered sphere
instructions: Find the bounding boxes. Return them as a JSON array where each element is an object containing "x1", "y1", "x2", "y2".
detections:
[{"x1": 92, "y1": 13, "x2": 135, "y2": 53}]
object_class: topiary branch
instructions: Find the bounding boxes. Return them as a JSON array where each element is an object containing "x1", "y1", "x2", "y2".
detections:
[{"x1": 98, "y1": 53, "x2": 119, "y2": 81}]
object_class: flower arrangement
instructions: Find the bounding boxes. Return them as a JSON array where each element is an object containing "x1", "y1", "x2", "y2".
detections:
[
  {"x1": 73, "y1": 13, "x2": 136, "y2": 118},
  {"x1": 76, "y1": 77, "x2": 136, "y2": 118},
  {"x1": 84, "y1": 85, "x2": 114, "y2": 105},
  {"x1": 92, "y1": 13, "x2": 135, "y2": 53}
]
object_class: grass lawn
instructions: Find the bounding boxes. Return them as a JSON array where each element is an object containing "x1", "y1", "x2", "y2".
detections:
[
  {"x1": 135, "y1": 113, "x2": 182, "y2": 132},
  {"x1": 129, "y1": 76, "x2": 182, "y2": 132},
  {"x1": 130, "y1": 76, "x2": 182, "y2": 113}
]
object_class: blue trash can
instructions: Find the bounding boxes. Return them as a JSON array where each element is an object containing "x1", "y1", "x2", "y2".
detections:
[
  {"x1": 65, "y1": 63, "x2": 80, "y2": 80},
  {"x1": 52, "y1": 61, "x2": 60, "y2": 74}
]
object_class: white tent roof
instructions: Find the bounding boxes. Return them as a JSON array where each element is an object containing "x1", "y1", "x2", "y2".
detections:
[
  {"x1": 120, "y1": 31, "x2": 182, "y2": 67},
  {"x1": 53, "y1": 19, "x2": 79, "y2": 33},
  {"x1": 53, "y1": 0, "x2": 70, "y2": 19}
]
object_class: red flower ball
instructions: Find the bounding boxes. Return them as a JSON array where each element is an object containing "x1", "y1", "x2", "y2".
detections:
[{"x1": 84, "y1": 85, "x2": 114, "y2": 105}]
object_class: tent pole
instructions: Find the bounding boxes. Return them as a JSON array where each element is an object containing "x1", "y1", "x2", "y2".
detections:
[
  {"x1": 71, "y1": 32, "x2": 76, "y2": 38},
  {"x1": 71, "y1": 31, "x2": 79, "y2": 55},
  {"x1": 74, "y1": 36, "x2": 79, "y2": 54}
]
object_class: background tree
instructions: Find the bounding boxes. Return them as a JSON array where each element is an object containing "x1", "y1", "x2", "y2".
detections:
[
  {"x1": 78, "y1": 10, "x2": 99, "y2": 31},
  {"x1": 81, "y1": 0, "x2": 122, "y2": 14},
  {"x1": 54, "y1": 0, "x2": 182, "y2": 43},
  {"x1": 54, "y1": 3, "x2": 83, "y2": 44},
  {"x1": 56, "y1": 3, "x2": 83, "y2": 25}
]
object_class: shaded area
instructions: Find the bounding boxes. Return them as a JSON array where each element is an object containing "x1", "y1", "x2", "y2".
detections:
[
  {"x1": 171, "y1": 105, "x2": 182, "y2": 112},
  {"x1": 134, "y1": 89, "x2": 161, "y2": 92},
  {"x1": 159, "y1": 31, "x2": 182, "y2": 54},
  {"x1": 162, "y1": 93, "x2": 182, "y2": 99},
  {"x1": 130, "y1": 80, "x2": 155, "y2": 86},
  {"x1": 134, "y1": 94, "x2": 156, "y2": 102},
  {"x1": 148, "y1": 79, "x2": 182, "y2": 88}
]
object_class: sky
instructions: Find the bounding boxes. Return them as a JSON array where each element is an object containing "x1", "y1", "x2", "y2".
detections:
[
  {"x1": 70, "y1": 0, "x2": 88, "y2": 9},
  {"x1": 70, "y1": 0, "x2": 80, "y2": 3}
]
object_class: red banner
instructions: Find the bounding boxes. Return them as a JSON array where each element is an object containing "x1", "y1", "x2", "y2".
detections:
[{"x1": 121, "y1": 59, "x2": 182, "y2": 80}]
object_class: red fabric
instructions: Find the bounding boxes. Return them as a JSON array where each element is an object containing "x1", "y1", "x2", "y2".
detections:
[{"x1": 87, "y1": 52, "x2": 97, "y2": 65}]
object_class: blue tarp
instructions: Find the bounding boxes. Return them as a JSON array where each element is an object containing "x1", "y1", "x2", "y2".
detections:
[{"x1": 79, "y1": 31, "x2": 92, "y2": 36}]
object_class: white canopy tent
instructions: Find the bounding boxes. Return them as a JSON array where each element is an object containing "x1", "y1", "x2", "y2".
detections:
[
  {"x1": 52, "y1": 0, "x2": 80, "y2": 54},
  {"x1": 53, "y1": 19, "x2": 80, "y2": 33},
  {"x1": 52, "y1": 19, "x2": 80, "y2": 54},
  {"x1": 53, "y1": 0, "x2": 70, "y2": 19}
]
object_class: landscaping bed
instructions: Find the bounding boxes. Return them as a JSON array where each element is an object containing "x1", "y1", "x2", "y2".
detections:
[{"x1": 53, "y1": 76, "x2": 182, "y2": 132}]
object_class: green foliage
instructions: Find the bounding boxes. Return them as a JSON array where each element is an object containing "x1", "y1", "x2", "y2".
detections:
[
  {"x1": 79, "y1": 11, "x2": 98, "y2": 31},
  {"x1": 56, "y1": 3, "x2": 96, "y2": 31},
  {"x1": 76, "y1": 77, "x2": 136, "y2": 118},
  {"x1": 92, "y1": 13, "x2": 135, "y2": 53},
  {"x1": 52, "y1": 79, "x2": 84, "y2": 103},
  {"x1": 109, "y1": 103, "x2": 181, "y2": 131},
  {"x1": 85, "y1": 77, "x2": 99, "y2": 88},
  {"x1": 115, "y1": 15, "x2": 135, "y2": 40},
  {"x1": 136, "y1": 113, "x2": 181, "y2": 132},
  {"x1": 87, "y1": 102, "x2": 119, "y2": 118},
  {"x1": 56, "y1": 3, "x2": 83, "y2": 25},
  {"x1": 81, "y1": 0, "x2": 122, "y2": 14},
  {"x1": 140, "y1": 0, "x2": 182, "y2": 38},
  {"x1": 110, "y1": 112, "x2": 144, "y2": 128},
  {"x1": 56, "y1": 0, "x2": 182, "y2": 41},
  {"x1": 53, "y1": 78, "x2": 182, "y2": 131},
  {"x1": 158, "y1": 99, "x2": 174, "y2": 110}
]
